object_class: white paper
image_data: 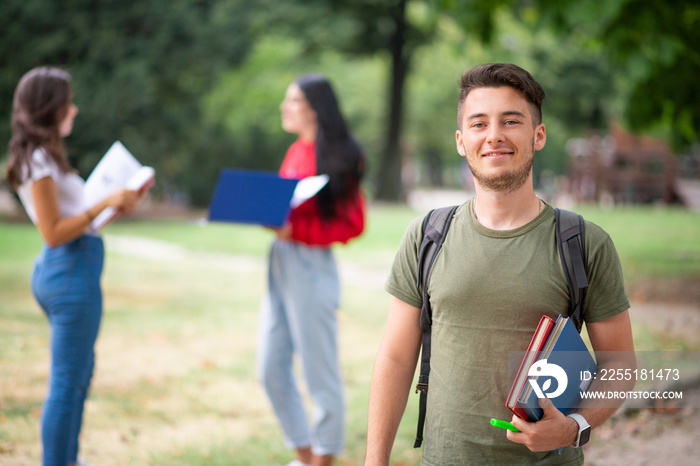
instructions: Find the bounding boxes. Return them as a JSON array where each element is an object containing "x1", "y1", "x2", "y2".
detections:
[
  {"x1": 290, "y1": 174, "x2": 329, "y2": 208},
  {"x1": 83, "y1": 141, "x2": 154, "y2": 229}
]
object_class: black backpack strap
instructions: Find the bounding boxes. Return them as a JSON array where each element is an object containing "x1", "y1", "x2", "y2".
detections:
[
  {"x1": 413, "y1": 205, "x2": 458, "y2": 448},
  {"x1": 555, "y1": 208, "x2": 589, "y2": 332}
]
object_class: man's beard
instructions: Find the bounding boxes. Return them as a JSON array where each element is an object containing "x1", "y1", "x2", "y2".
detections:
[{"x1": 466, "y1": 142, "x2": 535, "y2": 194}]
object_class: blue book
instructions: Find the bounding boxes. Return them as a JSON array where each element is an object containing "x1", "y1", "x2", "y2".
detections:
[
  {"x1": 517, "y1": 316, "x2": 597, "y2": 421},
  {"x1": 208, "y1": 168, "x2": 328, "y2": 227}
]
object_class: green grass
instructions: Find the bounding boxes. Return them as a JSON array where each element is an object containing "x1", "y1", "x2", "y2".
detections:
[
  {"x1": 101, "y1": 203, "x2": 420, "y2": 259},
  {"x1": 573, "y1": 205, "x2": 700, "y2": 281},
  {"x1": 0, "y1": 203, "x2": 698, "y2": 465}
]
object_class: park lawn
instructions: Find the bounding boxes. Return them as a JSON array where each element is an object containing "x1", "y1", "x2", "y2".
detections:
[
  {"x1": 573, "y1": 205, "x2": 700, "y2": 281},
  {"x1": 0, "y1": 203, "x2": 698, "y2": 465},
  {"x1": 82, "y1": 203, "x2": 700, "y2": 282}
]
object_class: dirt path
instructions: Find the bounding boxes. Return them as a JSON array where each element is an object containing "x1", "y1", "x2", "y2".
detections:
[
  {"x1": 583, "y1": 299, "x2": 700, "y2": 465},
  {"x1": 584, "y1": 407, "x2": 700, "y2": 465}
]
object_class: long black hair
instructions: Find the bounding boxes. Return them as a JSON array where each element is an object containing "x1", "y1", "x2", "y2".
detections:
[{"x1": 295, "y1": 74, "x2": 364, "y2": 220}]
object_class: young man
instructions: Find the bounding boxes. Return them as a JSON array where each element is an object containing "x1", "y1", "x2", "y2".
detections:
[{"x1": 364, "y1": 63, "x2": 634, "y2": 465}]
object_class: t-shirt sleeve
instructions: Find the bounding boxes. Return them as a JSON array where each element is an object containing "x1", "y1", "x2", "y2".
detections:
[
  {"x1": 582, "y1": 222, "x2": 631, "y2": 323},
  {"x1": 27, "y1": 149, "x2": 55, "y2": 183},
  {"x1": 384, "y1": 215, "x2": 425, "y2": 309}
]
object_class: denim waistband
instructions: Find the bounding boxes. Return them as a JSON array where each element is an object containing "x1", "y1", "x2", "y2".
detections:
[{"x1": 39, "y1": 234, "x2": 104, "y2": 260}]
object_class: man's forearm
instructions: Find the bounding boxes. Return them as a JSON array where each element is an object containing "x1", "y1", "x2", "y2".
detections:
[
  {"x1": 576, "y1": 353, "x2": 637, "y2": 429},
  {"x1": 364, "y1": 354, "x2": 416, "y2": 466}
]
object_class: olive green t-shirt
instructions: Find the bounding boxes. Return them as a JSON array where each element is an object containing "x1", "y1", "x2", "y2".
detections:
[{"x1": 385, "y1": 201, "x2": 630, "y2": 466}]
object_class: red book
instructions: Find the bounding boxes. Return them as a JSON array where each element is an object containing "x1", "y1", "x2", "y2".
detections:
[{"x1": 506, "y1": 315, "x2": 556, "y2": 419}]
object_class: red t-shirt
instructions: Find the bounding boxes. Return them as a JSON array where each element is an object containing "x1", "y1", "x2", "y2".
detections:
[{"x1": 279, "y1": 138, "x2": 365, "y2": 246}]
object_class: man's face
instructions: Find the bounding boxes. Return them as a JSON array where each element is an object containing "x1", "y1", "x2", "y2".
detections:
[{"x1": 455, "y1": 86, "x2": 546, "y2": 194}]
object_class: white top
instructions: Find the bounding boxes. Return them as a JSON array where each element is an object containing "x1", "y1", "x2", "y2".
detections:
[{"x1": 16, "y1": 148, "x2": 96, "y2": 235}]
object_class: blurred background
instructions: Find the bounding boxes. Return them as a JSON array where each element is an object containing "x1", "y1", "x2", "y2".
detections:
[
  {"x1": 1, "y1": 1, "x2": 700, "y2": 465},
  {"x1": 1, "y1": 0, "x2": 699, "y2": 212}
]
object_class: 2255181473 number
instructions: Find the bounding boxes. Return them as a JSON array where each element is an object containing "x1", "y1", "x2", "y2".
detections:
[{"x1": 593, "y1": 368, "x2": 680, "y2": 381}]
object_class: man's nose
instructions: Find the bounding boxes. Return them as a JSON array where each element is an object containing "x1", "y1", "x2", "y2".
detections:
[{"x1": 486, "y1": 125, "x2": 504, "y2": 144}]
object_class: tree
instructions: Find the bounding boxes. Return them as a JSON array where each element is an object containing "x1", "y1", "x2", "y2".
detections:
[
  {"x1": 258, "y1": 0, "x2": 526, "y2": 201},
  {"x1": 517, "y1": 0, "x2": 700, "y2": 151},
  {"x1": 1, "y1": 0, "x2": 252, "y2": 205},
  {"x1": 602, "y1": 0, "x2": 700, "y2": 150},
  {"x1": 255, "y1": 0, "x2": 435, "y2": 201}
]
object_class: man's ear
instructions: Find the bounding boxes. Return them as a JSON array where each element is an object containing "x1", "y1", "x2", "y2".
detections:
[
  {"x1": 455, "y1": 130, "x2": 466, "y2": 157},
  {"x1": 534, "y1": 123, "x2": 546, "y2": 151}
]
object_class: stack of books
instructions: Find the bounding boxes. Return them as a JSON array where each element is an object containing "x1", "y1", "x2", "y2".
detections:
[{"x1": 506, "y1": 315, "x2": 597, "y2": 421}]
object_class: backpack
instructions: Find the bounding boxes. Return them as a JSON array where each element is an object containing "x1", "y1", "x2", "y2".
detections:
[{"x1": 412, "y1": 205, "x2": 589, "y2": 448}]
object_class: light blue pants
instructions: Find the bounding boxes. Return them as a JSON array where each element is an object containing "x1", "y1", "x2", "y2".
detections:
[
  {"x1": 31, "y1": 235, "x2": 104, "y2": 466},
  {"x1": 257, "y1": 239, "x2": 344, "y2": 456}
]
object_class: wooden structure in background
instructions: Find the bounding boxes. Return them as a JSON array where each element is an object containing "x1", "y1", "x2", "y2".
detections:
[{"x1": 567, "y1": 124, "x2": 679, "y2": 205}]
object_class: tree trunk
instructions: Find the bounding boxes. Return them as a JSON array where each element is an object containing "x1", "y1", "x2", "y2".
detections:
[{"x1": 374, "y1": 0, "x2": 410, "y2": 202}]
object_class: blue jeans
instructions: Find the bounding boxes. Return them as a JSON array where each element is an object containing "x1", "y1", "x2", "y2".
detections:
[
  {"x1": 31, "y1": 235, "x2": 104, "y2": 466},
  {"x1": 257, "y1": 239, "x2": 344, "y2": 456}
]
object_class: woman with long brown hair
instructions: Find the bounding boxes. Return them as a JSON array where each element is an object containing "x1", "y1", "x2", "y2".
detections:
[{"x1": 7, "y1": 66, "x2": 145, "y2": 466}]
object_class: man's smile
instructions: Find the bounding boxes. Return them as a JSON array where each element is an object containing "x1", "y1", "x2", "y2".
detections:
[{"x1": 481, "y1": 149, "x2": 514, "y2": 158}]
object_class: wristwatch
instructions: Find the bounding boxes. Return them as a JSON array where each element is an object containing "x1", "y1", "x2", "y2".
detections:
[{"x1": 566, "y1": 413, "x2": 591, "y2": 447}]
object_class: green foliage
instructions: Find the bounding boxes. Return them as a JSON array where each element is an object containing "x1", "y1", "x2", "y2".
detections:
[
  {"x1": 530, "y1": 0, "x2": 700, "y2": 151},
  {"x1": 0, "y1": 0, "x2": 253, "y2": 205},
  {"x1": 2, "y1": 0, "x2": 697, "y2": 207},
  {"x1": 202, "y1": 35, "x2": 389, "y2": 193}
]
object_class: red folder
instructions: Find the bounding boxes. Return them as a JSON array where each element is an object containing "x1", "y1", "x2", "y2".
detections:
[{"x1": 506, "y1": 315, "x2": 556, "y2": 419}]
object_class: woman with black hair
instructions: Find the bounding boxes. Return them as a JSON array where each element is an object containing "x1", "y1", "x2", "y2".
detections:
[
  {"x1": 6, "y1": 66, "x2": 146, "y2": 466},
  {"x1": 257, "y1": 74, "x2": 365, "y2": 466}
]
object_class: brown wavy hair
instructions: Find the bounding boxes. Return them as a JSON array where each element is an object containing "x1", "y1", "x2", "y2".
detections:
[
  {"x1": 6, "y1": 67, "x2": 74, "y2": 190},
  {"x1": 457, "y1": 63, "x2": 546, "y2": 129}
]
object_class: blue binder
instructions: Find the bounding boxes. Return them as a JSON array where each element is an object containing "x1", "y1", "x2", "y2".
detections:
[{"x1": 208, "y1": 169, "x2": 301, "y2": 227}]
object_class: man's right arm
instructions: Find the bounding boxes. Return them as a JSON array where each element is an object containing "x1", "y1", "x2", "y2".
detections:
[{"x1": 365, "y1": 296, "x2": 422, "y2": 466}]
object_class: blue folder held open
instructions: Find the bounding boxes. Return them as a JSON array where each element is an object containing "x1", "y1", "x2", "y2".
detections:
[{"x1": 208, "y1": 168, "x2": 328, "y2": 227}]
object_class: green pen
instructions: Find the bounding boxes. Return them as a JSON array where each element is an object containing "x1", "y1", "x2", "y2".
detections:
[{"x1": 490, "y1": 418, "x2": 521, "y2": 432}]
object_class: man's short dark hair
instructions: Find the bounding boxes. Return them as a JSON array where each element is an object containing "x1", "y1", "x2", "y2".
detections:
[{"x1": 457, "y1": 63, "x2": 546, "y2": 128}]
